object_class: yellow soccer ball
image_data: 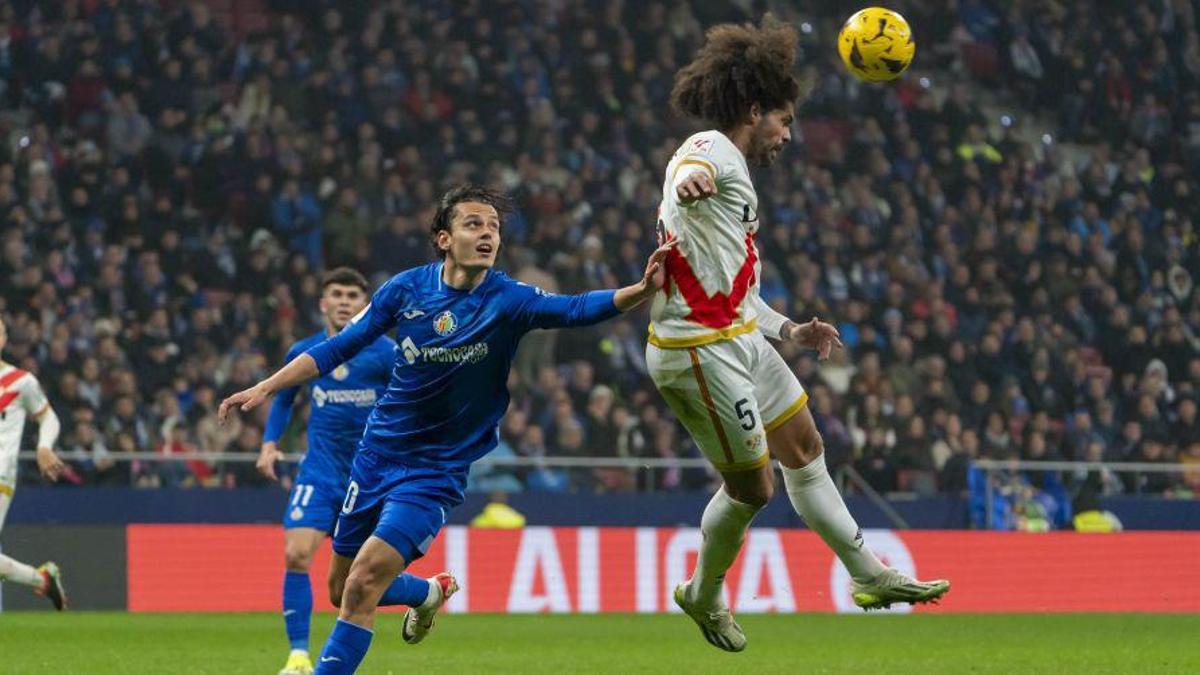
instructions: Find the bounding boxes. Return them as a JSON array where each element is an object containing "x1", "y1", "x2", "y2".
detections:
[{"x1": 837, "y1": 7, "x2": 915, "y2": 82}]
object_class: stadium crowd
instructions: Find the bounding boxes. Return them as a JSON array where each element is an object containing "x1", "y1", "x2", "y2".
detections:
[{"x1": 0, "y1": 0, "x2": 1196, "y2": 499}]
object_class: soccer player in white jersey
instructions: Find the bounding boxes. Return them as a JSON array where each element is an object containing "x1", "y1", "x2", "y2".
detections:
[
  {"x1": 0, "y1": 318, "x2": 68, "y2": 610},
  {"x1": 648, "y1": 17, "x2": 948, "y2": 651}
]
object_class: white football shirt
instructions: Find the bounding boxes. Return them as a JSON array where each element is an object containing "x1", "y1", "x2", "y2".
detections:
[
  {"x1": 649, "y1": 130, "x2": 767, "y2": 348},
  {"x1": 0, "y1": 363, "x2": 48, "y2": 457}
]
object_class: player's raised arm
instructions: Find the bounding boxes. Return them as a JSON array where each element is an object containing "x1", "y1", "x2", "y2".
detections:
[
  {"x1": 675, "y1": 165, "x2": 718, "y2": 204},
  {"x1": 514, "y1": 242, "x2": 673, "y2": 329}
]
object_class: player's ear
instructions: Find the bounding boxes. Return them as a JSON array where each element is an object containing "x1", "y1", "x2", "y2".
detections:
[
  {"x1": 437, "y1": 228, "x2": 452, "y2": 253},
  {"x1": 747, "y1": 103, "x2": 762, "y2": 126}
]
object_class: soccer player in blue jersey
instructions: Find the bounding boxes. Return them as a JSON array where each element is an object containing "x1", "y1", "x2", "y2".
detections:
[
  {"x1": 260, "y1": 267, "x2": 396, "y2": 675},
  {"x1": 220, "y1": 185, "x2": 670, "y2": 674}
]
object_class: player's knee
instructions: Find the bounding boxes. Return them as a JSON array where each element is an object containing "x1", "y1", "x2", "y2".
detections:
[
  {"x1": 342, "y1": 560, "x2": 388, "y2": 609},
  {"x1": 726, "y1": 479, "x2": 773, "y2": 508},
  {"x1": 284, "y1": 546, "x2": 314, "y2": 572},
  {"x1": 799, "y1": 432, "x2": 825, "y2": 465},
  {"x1": 748, "y1": 480, "x2": 774, "y2": 508}
]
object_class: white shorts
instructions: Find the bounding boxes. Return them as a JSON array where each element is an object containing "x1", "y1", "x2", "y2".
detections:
[
  {"x1": 647, "y1": 331, "x2": 807, "y2": 472},
  {"x1": 0, "y1": 448, "x2": 16, "y2": 531}
]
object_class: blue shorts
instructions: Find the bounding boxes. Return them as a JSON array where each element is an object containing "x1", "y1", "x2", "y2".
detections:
[
  {"x1": 331, "y1": 448, "x2": 467, "y2": 563},
  {"x1": 283, "y1": 472, "x2": 347, "y2": 534}
]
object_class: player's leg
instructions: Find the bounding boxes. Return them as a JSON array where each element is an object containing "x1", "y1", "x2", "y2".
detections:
[
  {"x1": 319, "y1": 500, "x2": 457, "y2": 673},
  {"x1": 314, "y1": 459, "x2": 388, "y2": 675},
  {"x1": 315, "y1": 535, "x2": 403, "y2": 675},
  {"x1": 768, "y1": 406, "x2": 887, "y2": 581},
  {"x1": 316, "y1": 465, "x2": 459, "y2": 673},
  {"x1": 278, "y1": 474, "x2": 350, "y2": 675},
  {"x1": 329, "y1": 538, "x2": 447, "y2": 616},
  {"x1": 278, "y1": 526, "x2": 324, "y2": 675},
  {"x1": 648, "y1": 339, "x2": 766, "y2": 652},
  {"x1": 327, "y1": 552, "x2": 352, "y2": 608},
  {"x1": 757, "y1": 341, "x2": 949, "y2": 608},
  {"x1": 369, "y1": 490, "x2": 459, "y2": 645},
  {"x1": 0, "y1": 461, "x2": 66, "y2": 610}
]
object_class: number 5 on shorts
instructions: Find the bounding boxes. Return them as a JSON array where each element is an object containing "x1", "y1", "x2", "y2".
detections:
[{"x1": 735, "y1": 398, "x2": 757, "y2": 431}]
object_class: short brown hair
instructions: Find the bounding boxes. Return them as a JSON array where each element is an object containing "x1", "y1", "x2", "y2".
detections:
[
  {"x1": 321, "y1": 267, "x2": 369, "y2": 292},
  {"x1": 671, "y1": 15, "x2": 805, "y2": 130},
  {"x1": 429, "y1": 184, "x2": 510, "y2": 258}
]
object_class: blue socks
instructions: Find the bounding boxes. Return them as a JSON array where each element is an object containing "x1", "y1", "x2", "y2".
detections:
[
  {"x1": 283, "y1": 571, "x2": 313, "y2": 651},
  {"x1": 314, "y1": 619, "x2": 373, "y2": 674},
  {"x1": 378, "y1": 573, "x2": 432, "y2": 607}
]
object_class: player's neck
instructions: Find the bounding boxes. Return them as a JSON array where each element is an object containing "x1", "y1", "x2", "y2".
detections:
[
  {"x1": 721, "y1": 126, "x2": 752, "y2": 161},
  {"x1": 441, "y1": 260, "x2": 489, "y2": 291}
]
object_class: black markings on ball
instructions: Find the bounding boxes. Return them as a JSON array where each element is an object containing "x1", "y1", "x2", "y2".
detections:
[{"x1": 849, "y1": 42, "x2": 867, "y2": 70}]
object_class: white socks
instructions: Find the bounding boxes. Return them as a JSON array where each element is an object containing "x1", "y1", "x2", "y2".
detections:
[
  {"x1": 0, "y1": 553, "x2": 44, "y2": 588},
  {"x1": 687, "y1": 488, "x2": 762, "y2": 607},
  {"x1": 782, "y1": 453, "x2": 885, "y2": 583}
]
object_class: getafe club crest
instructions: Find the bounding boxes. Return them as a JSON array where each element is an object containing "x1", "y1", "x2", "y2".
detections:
[
  {"x1": 433, "y1": 311, "x2": 458, "y2": 336},
  {"x1": 332, "y1": 364, "x2": 350, "y2": 381}
]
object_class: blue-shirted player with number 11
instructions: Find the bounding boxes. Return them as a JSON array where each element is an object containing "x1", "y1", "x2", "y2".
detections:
[
  {"x1": 220, "y1": 185, "x2": 671, "y2": 674},
  {"x1": 259, "y1": 267, "x2": 396, "y2": 675}
]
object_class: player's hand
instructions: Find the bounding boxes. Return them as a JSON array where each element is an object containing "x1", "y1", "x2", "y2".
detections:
[
  {"x1": 36, "y1": 446, "x2": 65, "y2": 482},
  {"x1": 257, "y1": 442, "x2": 284, "y2": 481},
  {"x1": 676, "y1": 170, "x2": 717, "y2": 203},
  {"x1": 786, "y1": 317, "x2": 843, "y2": 360},
  {"x1": 641, "y1": 240, "x2": 676, "y2": 292},
  {"x1": 218, "y1": 383, "x2": 271, "y2": 425}
]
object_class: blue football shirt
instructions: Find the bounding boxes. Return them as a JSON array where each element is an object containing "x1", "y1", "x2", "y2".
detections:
[{"x1": 305, "y1": 262, "x2": 620, "y2": 470}]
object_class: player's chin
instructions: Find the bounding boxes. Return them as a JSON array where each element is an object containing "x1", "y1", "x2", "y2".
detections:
[{"x1": 470, "y1": 252, "x2": 497, "y2": 268}]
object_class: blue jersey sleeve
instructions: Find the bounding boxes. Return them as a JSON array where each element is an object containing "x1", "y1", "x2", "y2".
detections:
[
  {"x1": 263, "y1": 341, "x2": 304, "y2": 443},
  {"x1": 508, "y1": 281, "x2": 620, "y2": 330},
  {"x1": 306, "y1": 276, "x2": 405, "y2": 375}
]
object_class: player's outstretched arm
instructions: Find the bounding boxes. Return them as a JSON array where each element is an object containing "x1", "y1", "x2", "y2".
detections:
[
  {"x1": 222, "y1": 277, "x2": 405, "y2": 424},
  {"x1": 614, "y1": 241, "x2": 674, "y2": 311},
  {"x1": 516, "y1": 242, "x2": 674, "y2": 329},
  {"x1": 218, "y1": 353, "x2": 320, "y2": 424}
]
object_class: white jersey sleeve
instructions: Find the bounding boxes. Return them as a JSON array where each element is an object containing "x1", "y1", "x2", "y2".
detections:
[
  {"x1": 18, "y1": 373, "x2": 49, "y2": 416},
  {"x1": 668, "y1": 134, "x2": 730, "y2": 189}
]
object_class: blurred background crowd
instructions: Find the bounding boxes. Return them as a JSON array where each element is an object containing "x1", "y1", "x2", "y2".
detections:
[{"x1": 0, "y1": 0, "x2": 1196, "y2": 501}]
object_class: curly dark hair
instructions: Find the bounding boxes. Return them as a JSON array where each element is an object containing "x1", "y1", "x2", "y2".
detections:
[
  {"x1": 670, "y1": 15, "x2": 805, "y2": 130},
  {"x1": 429, "y1": 184, "x2": 512, "y2": 258}
]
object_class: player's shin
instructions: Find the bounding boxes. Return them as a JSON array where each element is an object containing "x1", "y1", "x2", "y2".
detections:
[
  {"x1": 781, "y1": 453, "x2": 885, "y2": 583},
  {"x1": 314, "y1": 619, "x2": 373, "y2": 675},
  {"x1": 687, "y1": 487, "x2": 762, "y2": 607},
  {"x1": 283, "y1": 571, "x2": 314, "y2": 651},
  {"x1": 0, "y1": 553, "x2": 45, "y2": 588},
  {"x1": 377, "y1": 573, "x2": 435, "y2": 608}
]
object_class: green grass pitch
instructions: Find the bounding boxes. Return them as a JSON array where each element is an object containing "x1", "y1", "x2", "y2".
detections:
[{"x1": 1, "y1": 612, "x2": 1198, "y2": 674}]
